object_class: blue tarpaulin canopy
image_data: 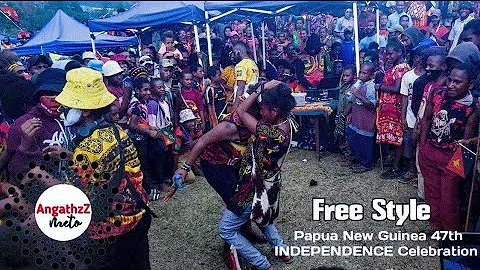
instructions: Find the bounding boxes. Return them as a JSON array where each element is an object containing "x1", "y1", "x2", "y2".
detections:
[
  {"x1": 205, "y1": 1, "x2": 353, "y2": 18},
  {"x1": 0, "y1": 33, "x2": 18, "y2": 44},
  {"x1": 12, "y1": 10, "x2": 137, "y2": 56},
  {"x1": 88, "y1": 1, "x2": 206, "y2": 32}
]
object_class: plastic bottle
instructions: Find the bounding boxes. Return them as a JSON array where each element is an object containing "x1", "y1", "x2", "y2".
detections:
[{"x1": 173, "y1": 173, "x2": 186, "y2": 191}]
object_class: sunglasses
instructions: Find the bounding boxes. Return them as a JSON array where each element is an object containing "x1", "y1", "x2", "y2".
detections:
[{"x1": 35, "y1": 64, "x2": 49, "y2": 69}]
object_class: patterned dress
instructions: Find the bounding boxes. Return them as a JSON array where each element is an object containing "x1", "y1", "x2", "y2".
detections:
[
  {"x1": 376, "y1": 63, "x2": 411, "y2": 146},
  {"x1": 232, "y1": 120, "x2": 290, "y2": 223}
]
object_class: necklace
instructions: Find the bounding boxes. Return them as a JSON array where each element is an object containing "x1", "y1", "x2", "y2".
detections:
[{"x1": 272, "y1": 118, "x2": 289, "y2": 127}]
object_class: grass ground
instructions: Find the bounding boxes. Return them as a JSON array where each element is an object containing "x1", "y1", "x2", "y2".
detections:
[{"x1": 149, "y1": 149, "x2": 439, "y2": 270}]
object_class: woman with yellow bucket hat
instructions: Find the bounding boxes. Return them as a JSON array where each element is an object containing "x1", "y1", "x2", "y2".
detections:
[{"x1": 55, "y1": 67, "x2": 154, "y2": 269}]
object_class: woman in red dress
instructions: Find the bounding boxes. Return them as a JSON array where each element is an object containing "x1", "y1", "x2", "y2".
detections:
[{"x1": 376, "y1": 39, "x2": 411, "y2": 179}]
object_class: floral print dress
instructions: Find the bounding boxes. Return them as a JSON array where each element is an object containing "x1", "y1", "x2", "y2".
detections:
[{"x1": 376, "y1": 63, "x2": 411, "y2": 146}]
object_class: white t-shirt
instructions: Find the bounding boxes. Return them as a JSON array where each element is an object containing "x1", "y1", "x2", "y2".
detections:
[
  {"x1": 400, "y1": 69, "x2": 420, "y2": 128},
  {"x1": 448, "y1": 15, "x2": 474, "y2": 53}
]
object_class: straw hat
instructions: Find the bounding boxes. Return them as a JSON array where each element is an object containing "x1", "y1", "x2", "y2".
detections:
[
  {"x1": 179, "y1": 109, "x2": 196, "y2": 123},
  {"x1": 55, "y1": 67, "x2": 116, "y2": 110}
]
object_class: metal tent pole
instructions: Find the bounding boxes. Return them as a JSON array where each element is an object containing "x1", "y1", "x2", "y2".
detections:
[
  {"x1": 90, "y1": 32, "x2": 96, "y2": 55},
  {"x1": 353, "y1": 2, "x2": 360, "y2": 75},
  {"x1": 250, "y1": 21, "x2": 257, "y2": 63},
  {"x1": 376, "y1": 4, "x2": 380, "y2": 45},
  {"x1": 262, "y1": 20, "x2": 266, "y2": 70},
  {"x1": 194, "y1": 23, "x2": 202, "y2": 65},
  {"x1": 205, "y1": 12, "x2": 213, "y2": 67}
]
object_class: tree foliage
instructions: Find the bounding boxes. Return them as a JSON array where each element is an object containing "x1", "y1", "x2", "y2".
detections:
[{"x1": 0, "y1": 1, "x2": 135, "y2": 36}]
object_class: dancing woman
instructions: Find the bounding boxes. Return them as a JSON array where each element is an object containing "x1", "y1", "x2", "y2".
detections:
[{"x1": 177, "y1": 80, "x2": 296, "y2": 269}]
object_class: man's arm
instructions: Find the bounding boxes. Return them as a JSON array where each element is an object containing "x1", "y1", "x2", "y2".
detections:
[{"x1": 420, "y1": 88, "x2": 435, "y2": 145}]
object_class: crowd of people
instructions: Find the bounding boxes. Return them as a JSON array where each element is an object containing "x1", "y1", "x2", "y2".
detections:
[{"x1": 0, "y1": 1, "x2": 480, "y2": 269}]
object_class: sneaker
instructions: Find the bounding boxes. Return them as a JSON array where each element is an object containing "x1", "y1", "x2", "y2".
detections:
[
  {"x1": 397, "y1": 178, "x2": 411, "y2": 184},
  {"x1": 352, "y1": 166, "x2": 372, "y2": 173},
  {"x1": 381, "y1": 169, "x2": 404, "y2": 179},
  {"x1": 148, "y1": 188, "x2": 161, "y2": 201}
]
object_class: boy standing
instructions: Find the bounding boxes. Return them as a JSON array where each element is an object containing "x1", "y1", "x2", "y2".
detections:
[
  {"x1": 399, "y1": 45, "x2": 427, "y2": 182},
  {"x1": 180, "y1": 72, "x2": 206, "y2": 133},
  {"x1": 335, "y1": 65, "x2": 356, "y2": 160},
  {"x1": 205, "y1": 66, "x2": 227, "y2": 128},
  {"x1": 347, "y1": 63, "x2": 378, "y2": 173}
]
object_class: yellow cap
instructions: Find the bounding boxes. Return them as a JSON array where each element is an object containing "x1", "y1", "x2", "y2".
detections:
[{"x1": 56, "y1": 67, "x2": 116, "y2": 110}]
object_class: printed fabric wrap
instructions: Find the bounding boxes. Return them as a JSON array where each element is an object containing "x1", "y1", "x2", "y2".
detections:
[
  {"x1": 376, "y1": 63, "x2": 411, "y2": 146},
  {"x1": 232, "y1": 119, "x2": 292, "y2": 225}
]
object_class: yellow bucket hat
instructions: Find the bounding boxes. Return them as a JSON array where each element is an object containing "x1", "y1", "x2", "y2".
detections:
[{"x1": 56, "y1": 67, "x2": 116, "y2": 110}]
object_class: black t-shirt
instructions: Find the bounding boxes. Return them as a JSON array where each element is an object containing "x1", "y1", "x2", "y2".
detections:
[
  {"x1": 411, "y1": 73, "x2": 431, "y2": 117},
  {"x1": 205, "y1": 85, "x2": 227, "y2": 117}
]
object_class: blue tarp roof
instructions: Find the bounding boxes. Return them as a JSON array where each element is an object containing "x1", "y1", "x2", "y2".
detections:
[
  {"x1": 205, "y1": 1, "x2": 353, "y2": 18},
  {"x1": 88, "y1": 1, "x2": 205, "y2": 32},
  {"x1": 12, "y1": 10, "x2": 137, "y2": 56},
  {"x1": 0, "y1": 34, "x2": 18, "y2": 44}
]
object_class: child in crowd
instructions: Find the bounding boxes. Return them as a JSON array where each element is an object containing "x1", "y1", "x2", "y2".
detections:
[
  {"x1": 398, "y1": 45, "x2": 427, "y2": 183},
  {"x1": 159, "y1": 31, "x2": 183, "y2": 60},
  {"x1": 191, "y1": 63, "x2": 210, "y2": 96},
  {"x1": 180, "y1": 72, "x2": 206, "y2": 133},
  {"x1": 419, "y1": 64, "x2": 477, "y2": 232},
  {"x1": 347, "y1": 63, "x2": 377, "y2": 173},
  {"x1": 172, "y1": 109, "x2": 198, "y2": 184},
  {"x1": 376, "y1": 39, "x2": 411, "y2": 179},
  {"x1": 205, "y1": 66, "x2": 227, "y2": 129},
  {"x1": 108, "y1": 104, "x2": 120, "y2": 123},
  {"x1": 128, "y1": 77, "x2": 162, "y2": 198},
  {"x1": 278, "y1": 65, "x2": 306, "y2": 93},
  {"x1": 335, "y1": 65, "x2": 356, "y2": 160},
  {"x1": 148, "y1": 78, "x2": 176, "y2": 195}
]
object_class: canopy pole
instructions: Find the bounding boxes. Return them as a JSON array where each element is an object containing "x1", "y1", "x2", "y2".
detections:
[
  {"x1": 194, "y1": 23, "x2": 202, "y2": 66},
  {"x1": 261, "y1": 21, "x2": 266, "y2": 70},
  {"x1": 90, "y1": 32, "x2": 96, "y2": 55},
  {"x1": 136, "y1": 32, "x2": 142, "y2": 57},
  {"x1": 250, "y1": 21, "x2": 257, "y2": 63},
  {"x1": 353, "y1": 2, "x2": 360, "y2": 76},
  {"x1": 376, "y1": 5, "x2": 380, "y2": 45},
  {"x1": 205, "y1": 12, "x2": 213, "y2": 67}
]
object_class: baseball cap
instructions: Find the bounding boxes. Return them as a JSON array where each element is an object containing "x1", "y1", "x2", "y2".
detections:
[
  {"x1": 82, "y1": 51, "x2": 96, "y2": 60},
  {"x1": 459, "y1": 2, "x2": 473, "y2": 12},
  {"x1": 228, "y1": 31, "x2": 239, "y2": 37},
  {"x1": 388, "y1": 25, "x2": 404, "y2": 33},
  {"x1": 161, "y1": 58, "x2": 174, "y2": 68},
  {"x1": 139, "y1": 56, "x2": 154, "y2": 66},
  {"x1": 428, "y1": 8, "x2": 442, "y2": 17}
]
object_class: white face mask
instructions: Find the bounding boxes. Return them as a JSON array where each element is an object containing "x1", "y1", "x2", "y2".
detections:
[{"x1": 64, "y1": 108, "x2": 82, "y2": 127}]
